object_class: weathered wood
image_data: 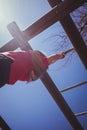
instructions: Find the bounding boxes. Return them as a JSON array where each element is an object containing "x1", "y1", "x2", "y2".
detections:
[
  {"x1": 0, "y1": 0, "x2": 85, "y2": 52},
  {"x1": 24, "y1": 0, "x2": 86, "y2": 40}
]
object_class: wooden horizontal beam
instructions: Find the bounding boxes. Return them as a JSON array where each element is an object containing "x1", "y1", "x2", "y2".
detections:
[
  {"x1": 24, "y1": 0, "x2": 86, "y2": 40},
  {"x1": 0, "y1": 0, "x2": 85, "y2": 52}
]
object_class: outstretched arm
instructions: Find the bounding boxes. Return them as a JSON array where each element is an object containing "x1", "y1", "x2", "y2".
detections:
[{"x1": 47, "y1": 52, "x2": 66, "y2": 65}]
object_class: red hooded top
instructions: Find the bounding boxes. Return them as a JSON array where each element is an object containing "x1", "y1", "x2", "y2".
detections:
[{"x1": 2, "y1": 50, "x2": 49, "y2": 84}]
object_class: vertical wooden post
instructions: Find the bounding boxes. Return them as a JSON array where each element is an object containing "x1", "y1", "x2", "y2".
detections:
[{"x1": 48, "y1": 0, "x2": 87, "y2": 69}]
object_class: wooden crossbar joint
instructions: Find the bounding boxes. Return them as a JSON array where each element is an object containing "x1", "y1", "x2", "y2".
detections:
[{"x1": 7, "y1": 21, "x2": 32, "y2": 50}]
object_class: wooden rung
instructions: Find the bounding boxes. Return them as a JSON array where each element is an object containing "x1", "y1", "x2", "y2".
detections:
[
  {"x1": 75, "y1": 111, "x2": 87, "y2": 117},
  {"x1": 60, "y1": 81, "x2": 87, "y2": 93}
]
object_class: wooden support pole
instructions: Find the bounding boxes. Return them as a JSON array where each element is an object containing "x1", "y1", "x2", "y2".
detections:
[
  {"x1": 7, "y1": 22, "x2": 83, "y2": 130},
  {"x1": 48, "y1": 0, "x2": 87, "y2": 69},
  {"x1": 0, "y1": 0, "x2": 86, "y2": 52},
  {"x1": 41, "y1": 73, "x2": 84, "y2": 130},
  {"x1": 0, "y1": 116, "x2": 11, "y2": 130}
]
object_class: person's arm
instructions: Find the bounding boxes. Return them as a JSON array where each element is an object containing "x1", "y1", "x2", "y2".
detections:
[{"x1": 47, "y1": 52, "x2": 66, "y2": 65}]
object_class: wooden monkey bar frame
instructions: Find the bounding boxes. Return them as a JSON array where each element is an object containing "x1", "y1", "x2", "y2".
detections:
[
  {"x1": 0, "y1": 0, "x2": 87, "y2": 67},
  {"x1": 0, "y1": 0, "x2": 87, "y2": 129}
]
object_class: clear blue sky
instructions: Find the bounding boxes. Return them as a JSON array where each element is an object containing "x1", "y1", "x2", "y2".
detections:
[{"x1": 0, "y1": 0, "x2": 87, "y2": 130}]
